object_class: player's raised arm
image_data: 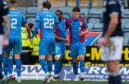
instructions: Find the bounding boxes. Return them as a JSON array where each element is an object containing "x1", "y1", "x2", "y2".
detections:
[
  {"x1": 32, "y1": 13, "x2": 41, "y2": 38},
  {"x1": 2, "y1": 1, "x2": 10, "y2": 46}
]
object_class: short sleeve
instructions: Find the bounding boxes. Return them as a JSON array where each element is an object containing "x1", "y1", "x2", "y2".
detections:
[
  {"x1": 1, "y1": 1, "x2": 9, "y2": 16},
  {"x1": 108, "y1": 0, "x2": 119, "y2": 16}
]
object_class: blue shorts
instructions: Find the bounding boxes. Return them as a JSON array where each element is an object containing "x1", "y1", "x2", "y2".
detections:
[
  {"x1": 55, "y1": 42, "x2": 66, "y2": 56},
  {"x1": 70, "y1": 42, "x2": 86, "y2": 58},
  {"x1": 4, "y1": 36, "x2": 22, "y2": 54},
  {"x1": 39, "y1": 38, "x2": 55, "y2": 56}
]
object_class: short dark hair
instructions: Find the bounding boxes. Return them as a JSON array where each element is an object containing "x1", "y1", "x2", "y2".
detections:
[
  {"x1": 42, "y1": 1, "x2": 51, "y2": 9},
  {"x1": 56, "y1": 10, "x2": 62, "y2": 15},
  {"x1": 9, "y1": 0, "x2": 16, "y2": 4},
  {"x1": 73, "y1": 7, "x2": 80, "y2": 12}
]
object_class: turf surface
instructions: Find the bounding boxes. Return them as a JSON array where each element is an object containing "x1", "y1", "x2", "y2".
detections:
[{"x1": 1, "y1": 80, "x2": 128, "y2": 84}]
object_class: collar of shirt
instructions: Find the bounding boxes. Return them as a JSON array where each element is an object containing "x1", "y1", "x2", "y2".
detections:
[
  {"x1": 72, "y1": 17, "x2": 80, "y2": 21},
  {"x1": 9, "y1": 9, "x2": 16, "y2": 12},
  {"x1": 43, "y1": 8, "x2": 49, "y2": 11}
]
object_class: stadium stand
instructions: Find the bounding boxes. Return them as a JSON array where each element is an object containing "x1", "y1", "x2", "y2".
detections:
[
  {"x1": 17, "y1": 7, "x2": 26, "y2": 16},
  {"x1": 124, "y1": 23, "x2": 129, "y2": 32},
  {"x1": 56, "y1": 7, "x2": 73, "y2": 14},
  {"x1": 81, "y1": 8, "x2": 89, "y2": 16},
  {"x1": 88, "y1": 18, "x2": 101, "y2": 23},
  {"x1": 87, "y1": 23, "x2": 94, "y2": 32},
  {"x1": 88, "y1": 8, "x2": 103, "y2": 19},
  {"x1": 124, "y1": 32, "x2": 129, "y2": 45},
  {"x1": 92, "y1": 23, "x2": 103, "y2": 32},
  {"x1": 50, "y1": 7, "x2": 58, "y2": 13},
  {"x1": 88, "y1": 8, "x2": 104, "y2": 16},
  {"x1": 26, "y1": 7, "x2": 40, "y2": 17},
  {"x1": 56, "y1": 7, "x2": 73, "y2": 18},
  {"x1": 124, "y1": 38, "x2": 129, "y2": 45},
  {"x1": 27, "y1": 18, "x2": 36, "y2": 23},
  {"x1": 121, "y1": 8, "x2": 129, "y2": 18}
]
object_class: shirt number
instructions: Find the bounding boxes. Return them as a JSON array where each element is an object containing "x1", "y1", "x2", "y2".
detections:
[
  {"x1": 11, "y1": 18, "x2": 17, "y2": 29},
  {"x1": 44, "y1": 18, "x2": 54, "y2": 29}
]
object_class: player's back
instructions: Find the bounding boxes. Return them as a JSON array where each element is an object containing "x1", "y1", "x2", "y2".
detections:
[
  {"x1": 38, "y1": 10, "x2": 58, "y2": 39},
  {"x1": 9, "y1": 10, "x2": 24, "y2": 36}
]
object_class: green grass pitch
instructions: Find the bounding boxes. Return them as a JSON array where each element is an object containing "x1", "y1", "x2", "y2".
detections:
[{"x1": 2, "y1": 80, "x2": 128, "y2": 84}]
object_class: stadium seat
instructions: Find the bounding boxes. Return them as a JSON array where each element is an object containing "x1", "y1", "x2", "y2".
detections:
[
  {"x1": 124, "y1": 38, "x2": 129, "y2": 45},
  {"x1": 27, "y1": 18, "x2": 36, "y2": 23},
  {"x1": 124, "y1": 32, "x2": 129, "y2": 38},
  {"x1": 57, "y1": 7, "x2": 73, "y2": 13},
  {"x1": 81, "y1": 8, "x2": 89, "y2": 16},
  {"x1": 122, "y1": 18, "x2": 129, "y2": 23},
  {"x1": 121, "y1": 19, "x2": 129, "y2": 30},
  {"x1": 87, "y1": 8, "x2": 104, "y2": 23},
  {"x1": 50, "y1": 8, "x2": 58, "y2": 13},
  {"x1": 27, "y1": 7, "x2": 40, "y2": 14},
  {"x1": 124, "y1": 32, "x2": 129, "y2": 45},
  {"x1": 123, "y1": 23, "x2": 129, "y2": 32},
  {"x1": 26, "y1": 7, "x2": 40, "y2": 18},
  {"x1": 122, "y1": 22, "x2": 125, "y2": 30},
  {"x1": 88, "y1": 8, "x2": 104, "y2": 17},
  {"x1": 89, "y1": 8, "x2": 103, "y2": 14},
  {"x1": 17, "y1": 7, "x2": 27, "y2": 16},
  {"x1": 87, "y1": 23, "x2": 94, "y2": 31},
  {"x1": 88, "y1": 18, "x2": 101, "y2": 23},
  {"x1": 122, "y1": 19, "x2": 126, "y2": 25},
  {"x1": 92, "y1": 23, "x2": 103, "y2": 32},
  {"x1": 121, "y1": 8, "x2": 129, "y2": 18}
]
